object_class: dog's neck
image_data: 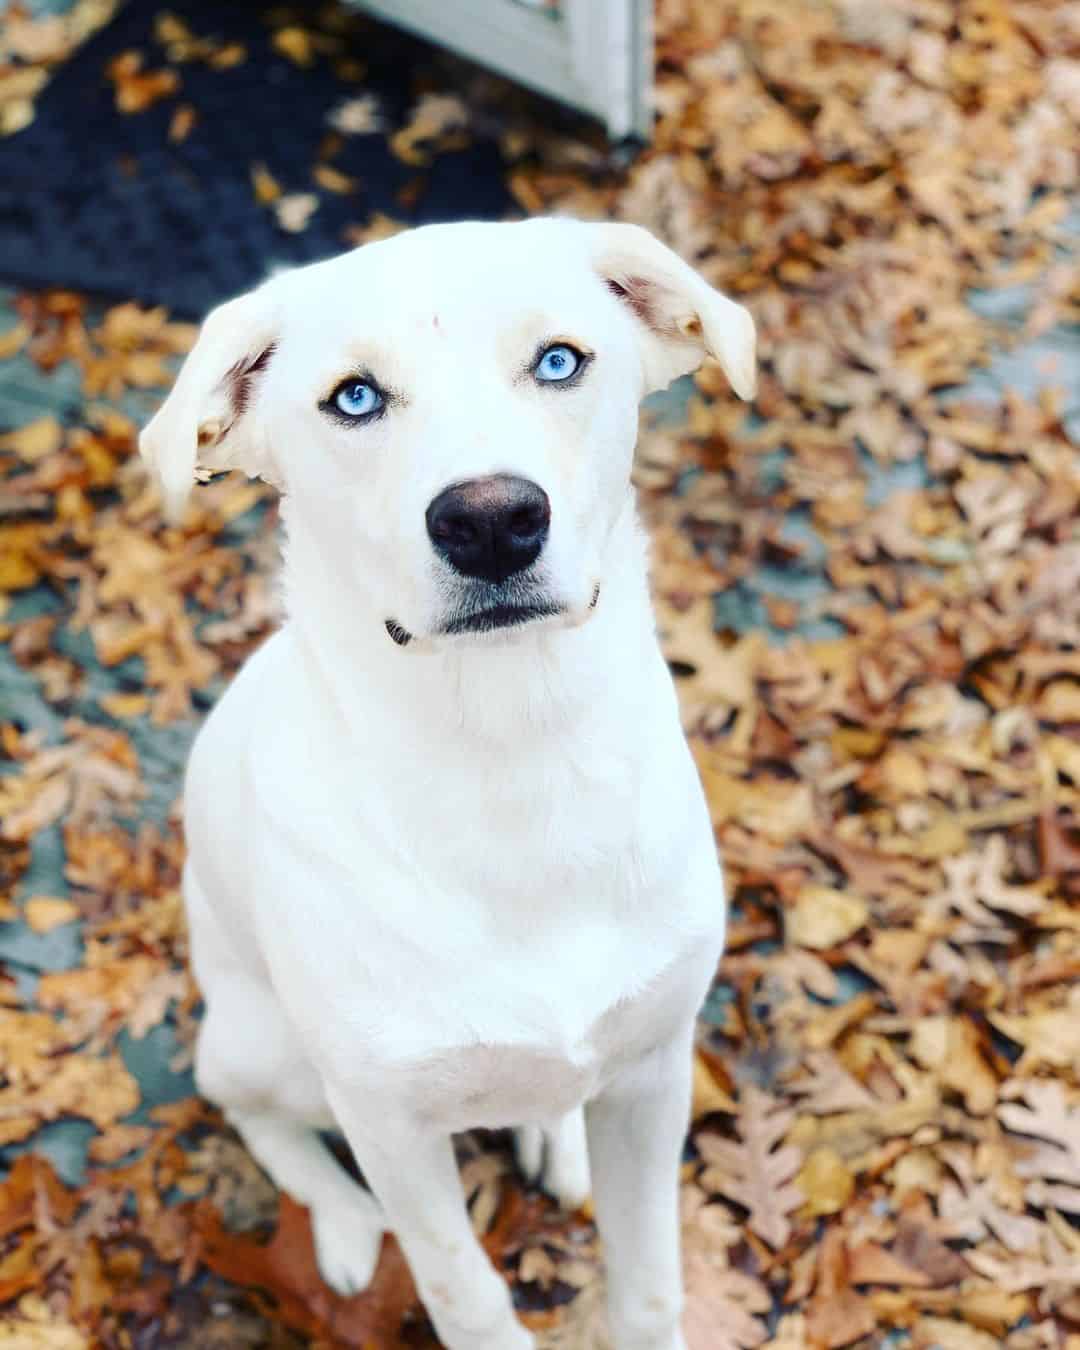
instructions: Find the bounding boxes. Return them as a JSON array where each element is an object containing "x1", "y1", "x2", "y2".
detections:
[{"x1": 278, "y1": 496, "x2": 659, "y2": 752}]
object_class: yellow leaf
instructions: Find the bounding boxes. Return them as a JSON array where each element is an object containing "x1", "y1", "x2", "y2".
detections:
[
  {"x1": 1047, "y1": 734, "x2": 1080, "y2": 784},
  {"x1": 250, "y1": 160, "x2": 282, "y2": 204},
  {"x1": 0, "y1": 554, "x2": 40, "y2": 592},
  {"x1": 910, "y1": 1017, "x2": 998, "y2": 1115},
  {"x1": 0, "y1": 323, "x2": 28, "y2": 359},
  {"x1": 0, "y1": 416, "x2": 63, "y2": 463},
  {"x1": 272, "y1": 26, "x2": 314, "y2": 66},
  {"x1": 917, "y1": 1318, "x2": 998, "y2": 1350},
  {"x1": 0, "y1": 1316, "x2": 88, "y2": 1348},
  {"x1": 787, "y1": 885, "x2": 868, "y2": 950},
  {"x1": 908, "y1": 815, "x2": 968, "y2": 859},
  {"x1": 1038, "y1": 680, "x2": 1080, "y2": 724},
  {"x1": 692, "y1": 1051, "x2": 736, "y2": 1119},
  {"x1": 876, "y1": 746, "x2": 928, "y2": 797},
  {"x1": 99, "y1": 692, "x2": 150, "y2": 719},
  {"x1": 24, "y1": 897, "x2": 79, "y2": 934},
  {"x1": 312, "y1": 163, "x2": 359, "y2": 194},
  {"x1": 0, "y1": 99, "x2": 36, "y2": 137},
  {"x1": 796, "y1": 1147, "x2": 854, "y2": 1217},
  {"x1": 168, "y1": 102, "x2": 197, "y2": 143}
]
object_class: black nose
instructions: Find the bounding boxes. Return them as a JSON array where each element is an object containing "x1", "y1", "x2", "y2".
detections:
[{"x1": 426, "y1": 475, "x2": 551, "y2": 585}]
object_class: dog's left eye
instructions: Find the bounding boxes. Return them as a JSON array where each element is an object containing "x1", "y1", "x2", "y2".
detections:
[
  {"x1": 328, "y1": 379, "x2": 383, "y2": 419},
  {"x1": 534, "y1": 344, "x2": 584, "y2": 384}
]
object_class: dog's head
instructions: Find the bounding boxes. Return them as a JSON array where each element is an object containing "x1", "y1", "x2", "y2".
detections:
[{"x1": 141, "y1": 219, "x2": 755, "y2": 649}]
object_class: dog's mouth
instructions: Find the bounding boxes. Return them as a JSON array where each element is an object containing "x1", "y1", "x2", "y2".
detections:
[
  {"x1": 443, "y1": 601, "x2": 564, "y2": 636},
  {"x1": 385, "y1": 619, "x2": 414, "y2": 647},
  {"x1": 385, "y1": 584, "x2": 600, "y2": 649}
]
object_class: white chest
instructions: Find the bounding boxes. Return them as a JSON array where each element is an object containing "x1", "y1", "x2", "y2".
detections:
[{"x1": 235, "y1": 628, "x2": 723, "y2": 1125}]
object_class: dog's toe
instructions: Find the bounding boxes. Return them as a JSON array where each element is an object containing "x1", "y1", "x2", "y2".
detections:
[
  {"x1": 513, "y1": 1125, "x2": 545, "y2": 1185},
  {"x1": 514, "y1": 1113, "x2": 591, "y2": 1212},
  {"x1": 544, "y1": 1153, "x2": 590, "y2": 1213},
  {"x1": 544, "y1": 1109, "x2": 590, "y2": 1212},
  {"x1": 310, "y1": 1190, "x2": 384, "y2": 1296}
]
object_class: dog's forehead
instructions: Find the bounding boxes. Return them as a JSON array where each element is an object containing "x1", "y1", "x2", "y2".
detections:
[{"x1": 278, "y1": 220, "x2": 600, "y2": 337}]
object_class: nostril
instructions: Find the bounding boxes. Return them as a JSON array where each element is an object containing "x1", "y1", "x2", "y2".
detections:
[
  {"x1": 509, "y1": 506, "x2": 542, "y2": 539},
  {"x1": 433, "y1": 512, "x2": 476, "y2": 546}
]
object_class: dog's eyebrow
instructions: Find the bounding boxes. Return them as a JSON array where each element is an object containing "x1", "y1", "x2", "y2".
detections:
[
  {"x1": 316, "y1": 341, "x2": 393, "y2": 379},
  {"x1": 314, "y1": 344, "x2": 404, "y2": 402}
]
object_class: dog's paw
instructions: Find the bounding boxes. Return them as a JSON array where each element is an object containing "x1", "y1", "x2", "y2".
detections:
[
  {"x1": 310, "y1": 1190, "x2": 384, "y2": 1296},
  {"x1": 514, "y1": 1111, "x2": 590, "y2": 1212},
  {"x1": 543, "y1": 1133, "x2": 590, "y2": 1213},
  {"x1": 514, "y1": 1124, "x2": 545, "y2": 1186}
]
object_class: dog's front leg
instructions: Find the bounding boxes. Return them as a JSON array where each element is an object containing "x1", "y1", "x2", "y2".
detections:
[
  {"x1": 586, "y1": 1029, "x2": 694, "y2": 1350},
  {"x1": 327, "y1": 1088, "x2": 532, "y2": 1350}
]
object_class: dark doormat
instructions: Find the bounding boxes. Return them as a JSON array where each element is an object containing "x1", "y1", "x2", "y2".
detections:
[{"x1": 0, "y1": 0, "x2": 517, "y2": 317}]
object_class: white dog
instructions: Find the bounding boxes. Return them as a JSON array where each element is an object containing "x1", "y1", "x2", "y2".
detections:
[{"x1": 140, "y1": 218, "x2": 754, "y2": 1350}]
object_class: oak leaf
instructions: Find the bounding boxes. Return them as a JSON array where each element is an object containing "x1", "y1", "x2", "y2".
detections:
[
  {"x1": 697, "y1": 1086, "x2": 803, "y2": 1249},
  {"x1": 805, "y1": 1227, "x2": 875, "y2": 1348},
  {"x1": 998, "y1": 1080, "x2": 1080, "y2": 1185},
  {"x1": 195, "y1": 1194, "x2": 419, "y2": 1347}
]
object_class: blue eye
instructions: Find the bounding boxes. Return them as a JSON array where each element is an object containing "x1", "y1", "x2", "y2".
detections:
[
  {"x1": 535, "y1": 344, "x2": 584, "y2": 383},
  {"x1": 331, "y1": 379, "x2": 383, "y2": 419}
]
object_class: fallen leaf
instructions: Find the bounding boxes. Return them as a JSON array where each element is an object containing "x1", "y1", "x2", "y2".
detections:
[
  {"x1": 24, "y1": 896, "x2": 79, "y2": 933},
  {"x1": 196, "y1": 1194, "x2": 419, "y2": 1346},
  {"x1": 697, "y1": 1087, "x2": 803, "y2": 1249},
  {"x1": 796, "y1": 1147, "x2": 854, "y2": 1217},
  {"x1": 787, "y1": 885, "x2": 868, "y2": 950}
]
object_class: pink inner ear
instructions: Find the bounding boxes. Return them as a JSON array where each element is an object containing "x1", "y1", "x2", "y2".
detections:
[
  {"x1": 197, "y1": 343, "x2": 276, "y2": 452},
  {"x1": 226, "y1": 342, "x2": 277, "y2": 419},
  {"x1": 605, "y1": 274, "x2": 683, "y2": 337}
]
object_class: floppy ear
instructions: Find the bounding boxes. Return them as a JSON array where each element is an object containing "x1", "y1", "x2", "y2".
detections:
[
  {"x1": 589, "y1": 222, "x2": 756, "y2": 400},
  {"x1": 139, "y1": 289, "x2": 279, "y2": 521}
]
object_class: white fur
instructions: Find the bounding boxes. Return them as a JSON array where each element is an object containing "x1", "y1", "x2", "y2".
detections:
[{"x1": 141, "y1": 219, "x2": 755, "y2": 1350}]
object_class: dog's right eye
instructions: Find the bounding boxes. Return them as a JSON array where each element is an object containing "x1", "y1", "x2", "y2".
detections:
[{"x1": 324, "y1": 378, "x2": 384, "y2": 421}]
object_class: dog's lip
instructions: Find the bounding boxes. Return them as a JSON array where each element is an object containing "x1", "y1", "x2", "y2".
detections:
[
  {"x1": 442, "y1": 601, "x2": 564, "y2": 636},
  {"x1": 385, "y1": 619, "x2": 412, "y2": 647},
  {"x1": 384, "y1": 586, "x2": 599, "y2": 648}
]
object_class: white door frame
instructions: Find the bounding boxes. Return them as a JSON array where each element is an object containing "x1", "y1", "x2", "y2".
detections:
[{"x1": 352, "y1": 0, "x2": 653, "y2": 141}]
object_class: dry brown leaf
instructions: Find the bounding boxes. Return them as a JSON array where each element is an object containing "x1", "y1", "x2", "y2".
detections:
[
  {"x1": 693, "y1": 1049, "x2": 737, "y2": 1118},
  {"x1": 909, "y1": 1017, "x2": 999, "y2": 1116},
  {"x1": 796, "y1": 1147, "x2": 854, "y2": 1218},
  {"x1": 196, "y1": 1194, "x2": 418, "y2": 1346},
  {"x1": 805, "y1": 1227, "x2": 876, "y2": 1348},
  {"x1": 697, "y1": 1087, "x2": 803, "y2": 1249},
  {"x1": 786, "y1": 884, "x2": 868, "y2": 950}
]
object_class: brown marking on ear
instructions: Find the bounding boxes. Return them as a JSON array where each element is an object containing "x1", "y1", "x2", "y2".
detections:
[
  {"x1": 591, "y1": 222, "x2": 756, "y2": 399},
  {"x1": 196, "y1": 419, "x2": 225, "y2": 448},
  {"x1": 605, "y1": 275, "x2": 683, "y2": 338},
  {"x1": 196, "y1": 343, "x2": 277, "y2": 452},
  {"x1": 228, "y1": 343, "x2": 277, "y2": 418}
]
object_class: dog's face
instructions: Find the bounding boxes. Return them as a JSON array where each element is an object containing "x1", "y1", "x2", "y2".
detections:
[{"x1": 141, "y1": 219, "x2": 754, "y2": 649}]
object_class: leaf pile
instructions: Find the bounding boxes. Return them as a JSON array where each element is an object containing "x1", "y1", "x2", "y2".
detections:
[
  {"x1": 2, "y1": 0, "x2": 1080, "y2": 1346},
  {"x1": 0, "y1": 0, "x2": 118, "y2": 137}
]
